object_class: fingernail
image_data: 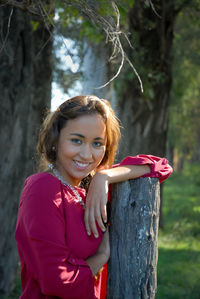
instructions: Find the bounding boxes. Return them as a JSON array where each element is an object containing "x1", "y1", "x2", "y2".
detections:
[
  {"x1": 94, "y1": 234, "x2": 98, "y2": 238},
  {"x1": 87, "y1": 231, "x2": 91, "y2": 236}
]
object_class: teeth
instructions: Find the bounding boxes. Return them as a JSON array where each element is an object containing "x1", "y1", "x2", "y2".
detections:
[{"x1": 74, "y1": 161, "x2": 90, "y2": 167}]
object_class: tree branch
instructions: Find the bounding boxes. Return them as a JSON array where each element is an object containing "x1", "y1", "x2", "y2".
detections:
[
  {"x1": 0, "y1": 6, "x2": 13, "y2": 54},
  {"x1": 0, "y1": 0, "x2": 144, "y2": 92},
  {"x1": 0, "y1": 0, "x2": 43, "y2": 15}
]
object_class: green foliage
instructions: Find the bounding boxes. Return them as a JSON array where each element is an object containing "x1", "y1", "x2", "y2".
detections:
[
  {"x1": 30, "y1": 20, "x2": 40, "y2": 31},
  {"x1": 79, "y1": 20, "x2": 104, "y2": 44},
  {"x1": 157, "y1": 164, "x2": 200, "y2": 298},
  {"x1": 54, "y1": 5, "x2": 80, "y2": 28},
  {"x1": 52, "y1": 0, "x2": 124, "y2": 93}
]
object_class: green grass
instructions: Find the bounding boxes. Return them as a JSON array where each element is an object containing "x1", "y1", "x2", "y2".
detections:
[
  {"x1": 157, "y1": 163, "x2": 200, "y2": 299},
  {"x1": 4, "y1": 164, "x2": 200, "y2": 298}
]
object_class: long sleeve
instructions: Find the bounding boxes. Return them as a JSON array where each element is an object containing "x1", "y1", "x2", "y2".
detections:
[
  {"x1": 15, "y1": 173, "x2": 94, "y2": 299},
  {"x1": 114, "y1": 154, "x2": 173, "y2": 183},
  {"x1": 99, "y1": 155, "x2": 172, "y2": 299}
]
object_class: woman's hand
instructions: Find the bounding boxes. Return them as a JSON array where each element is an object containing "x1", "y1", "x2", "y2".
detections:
[
  {"x1": 84, "y1": 172, "x2": 109, "y2": 238},
  {"x1": 84, "y1": 164, "x2": 151, "y2": 237},
  {"x1": 86, "y1": 230, "x2": 110, "y2": 276}
]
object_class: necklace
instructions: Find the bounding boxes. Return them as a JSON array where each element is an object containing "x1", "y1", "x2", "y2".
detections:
[{"x1": 48, "y1": 163, "x2": 85, "y2": 210}]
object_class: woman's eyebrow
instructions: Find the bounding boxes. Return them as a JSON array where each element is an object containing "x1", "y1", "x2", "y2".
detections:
[
  {"x1": 70, "y1": 133, "x2": 105, "y2": 141},
  {"x1": 70, "y1": 133, "x2": 85, "y2": 138},
  {"x1": 94, "y1": 137, "x2": 105, "y2": 141}
]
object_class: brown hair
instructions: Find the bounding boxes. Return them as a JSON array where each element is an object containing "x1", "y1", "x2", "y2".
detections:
[{"x1": 37, "y1": 95, "x2": 121, "y2": 174}]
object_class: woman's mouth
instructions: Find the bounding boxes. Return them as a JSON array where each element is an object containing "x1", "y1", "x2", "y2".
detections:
[{"x1": 73, "y1": 160, "x2": 91, "y2": 170}]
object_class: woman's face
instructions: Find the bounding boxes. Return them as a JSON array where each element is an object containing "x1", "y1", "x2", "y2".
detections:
[{"x1": 56, "y1": 113, "x2": 107, "y2": 186}]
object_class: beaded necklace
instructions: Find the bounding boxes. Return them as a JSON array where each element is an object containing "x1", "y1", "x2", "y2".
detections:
[{"x1": 48, "y1": 163, "x2": 85, "y2": 210}]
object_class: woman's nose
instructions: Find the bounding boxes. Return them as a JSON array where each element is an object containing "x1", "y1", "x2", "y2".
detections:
[{"x1": 80, "y1": 144, "x2": 92, "y2": 160}]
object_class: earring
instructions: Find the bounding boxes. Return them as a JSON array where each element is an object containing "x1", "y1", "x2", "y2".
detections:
[{"x1": 52, "y1": 146, "x2": 56, "y2": 151}]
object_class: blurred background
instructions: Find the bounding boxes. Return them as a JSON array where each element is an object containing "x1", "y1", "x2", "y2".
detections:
[{"x1": 0, "y1": 1, "x2": 199, "y2": 298}]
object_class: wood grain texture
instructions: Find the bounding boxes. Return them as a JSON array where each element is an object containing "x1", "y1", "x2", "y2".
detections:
[{"x1": 107, "y1": 177, "x2": 160, "y2": 299}]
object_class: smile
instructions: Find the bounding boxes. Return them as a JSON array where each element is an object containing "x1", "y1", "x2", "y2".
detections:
[{"x1": 73, "y1": 160, "x2": 91, "y2": 170}]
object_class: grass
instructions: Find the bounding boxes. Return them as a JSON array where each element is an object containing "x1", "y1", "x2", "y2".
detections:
[
  {"x1": 3, "y1": 164, "x2": 200, "y2": 298},
  {"x1": 156, "y1": 163, "x2": 200, "y2": 299}
]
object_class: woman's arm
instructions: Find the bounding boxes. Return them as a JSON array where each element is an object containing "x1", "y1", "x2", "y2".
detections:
[
  {"x1": 84, "y1": 164, "x2": 151, "y2": 238},
  {"x1": 86, "y1": 230, "x2": 110, "y2": 275},
  {"x1": 16, "y1": 174, "x2": 96, "y2": 299},
  {"x1": 84, "y1": 154, "x2": 173, "y2": 237}
]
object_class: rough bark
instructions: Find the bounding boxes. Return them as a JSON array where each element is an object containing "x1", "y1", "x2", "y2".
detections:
[
  {"x1": 0, "y1": 6, "x2": 52, "y2": 295},
  {"x1": 107, "y1": 178, "x2": 160, "y2": 299}
]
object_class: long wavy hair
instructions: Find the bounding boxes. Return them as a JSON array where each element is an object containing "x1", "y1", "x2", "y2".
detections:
[{"x1": 37, "y1": 95, "x2": 121, "y2": 187}]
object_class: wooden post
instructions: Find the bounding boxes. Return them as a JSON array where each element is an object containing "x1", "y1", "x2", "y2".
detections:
[{"x1": 107, "y1": 177, "x2": 160, "y2": 299}]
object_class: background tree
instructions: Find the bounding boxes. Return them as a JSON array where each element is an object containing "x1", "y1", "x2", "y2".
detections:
[
  {"x1": 0, "y1": 5, "x2": 53, "y2": 294},
  {"x1": 77, "y1": 0, "x2": 181, "y2": 227},
  {"x1": 1, "y1": 0, "x2": 200, "y2": 296},
  {"x1": 168, "y1": 5, "x2": 200, "y2": 171},
  {"x1": 0, "y1": 1, "x2": 132, "y2": 295}
]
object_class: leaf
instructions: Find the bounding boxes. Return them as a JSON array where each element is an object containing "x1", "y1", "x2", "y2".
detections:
[{"x1": 30, "y1": 21, "x2": 39, "y2": 31}]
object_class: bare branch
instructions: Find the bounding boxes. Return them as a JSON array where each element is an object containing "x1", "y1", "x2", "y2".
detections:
[
  {"x1": 94, "y1": 42, "x2": 125, "y2": 90},
  {"x1": 125, "y1": 55, "x2": 144, "y2": 93},
  {"x1": 71, "y1": 0, "x2": 143, "y2": 91},
  {"x1": 147, "y1": 0, "x2": 161, "y2": 18},
  {"x1": 0, "y1": 0, "x2": 144, "y2": 92},
  {"x1": 0, "y1": 6, "x2": 13, "y2": 54}
]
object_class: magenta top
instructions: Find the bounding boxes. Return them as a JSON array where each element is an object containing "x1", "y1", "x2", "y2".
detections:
[{"x1": 15, "y1": 155, "x2": 173, "y2": 299}]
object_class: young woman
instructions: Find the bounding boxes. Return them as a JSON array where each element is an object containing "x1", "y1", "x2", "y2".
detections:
[{"x1": 15, "y1": 95, "x2": 172, "y2": 299}]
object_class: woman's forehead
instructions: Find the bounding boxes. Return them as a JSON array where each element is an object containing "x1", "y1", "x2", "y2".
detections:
[{"x1": 61, "y1": 114, "x2": 107, "y2": 138}]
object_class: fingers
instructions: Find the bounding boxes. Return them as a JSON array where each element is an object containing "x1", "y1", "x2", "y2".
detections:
[
  {"x1": 95, "y1": 207, "x2": 106, "y2": 233},
  {"x1": 88, "y1": 209, "x2": 99, "y2": 238},
  {"x1": 101, "y1": 202, "x2": 107, "y2": 224},
  {"x1": 84, "y1": 205, "x2": 99, "y2": 238},
  {"x1": 84, "y1": 202, "x2": 107, "y2": 238}
]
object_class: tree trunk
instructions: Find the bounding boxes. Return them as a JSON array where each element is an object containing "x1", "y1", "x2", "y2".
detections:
[
  {"x1": 81, "y1": 41, "x2": 117, "y2": 106},
  {"x1": 114, "y1": 1, "x2": 177, "y2": 229},
  {"x1": 0, "y1": 6, "x2": 53, "y2": 295},
  {"x1": 117, "y1": 0, "x2": 177, "y2": 159},
  {"x1": 107, "y1": 178, "x2": 160, "y2": 299}
]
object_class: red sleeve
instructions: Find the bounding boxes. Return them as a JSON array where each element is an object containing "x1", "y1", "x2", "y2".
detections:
[
  {"x1": 102, "y1": 155, "x2": 172, "y2": 298},
  {"x1": 113, "y1": 154, "x2": 173, "y2": 183},
  {"x1": 16, "y1": 174, "x2": 94, "y2": 299}
]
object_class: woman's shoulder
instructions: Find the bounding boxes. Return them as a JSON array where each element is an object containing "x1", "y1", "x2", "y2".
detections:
[
  {"x1": 20, "y1": 173, "x2": 63, "y2": 209},
  {"x1": 24, "y1": 172, "x2": 60, "y2": 192}
]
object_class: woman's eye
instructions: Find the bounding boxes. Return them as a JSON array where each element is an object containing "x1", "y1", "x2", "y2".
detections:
[
  {"x1": 71, "y1": 139, "x2": 82, "y2": 145},
  {"x1": 93, "y1": 141, "x2": 103, "y2": 148}
]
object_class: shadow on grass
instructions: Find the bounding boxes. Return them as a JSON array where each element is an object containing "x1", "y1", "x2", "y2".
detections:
[{"x1": 157, "y1": 247, "x2": 200, "y2": 299}]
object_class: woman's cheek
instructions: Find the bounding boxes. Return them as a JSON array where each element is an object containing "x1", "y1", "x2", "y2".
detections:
[{"x1": 97, "y1": 147, "x2": 106, "y2": 162}]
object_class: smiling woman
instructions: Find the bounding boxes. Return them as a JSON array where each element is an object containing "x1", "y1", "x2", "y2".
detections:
[
  {"x1": 15, "y1": 95, "x2": 173, "y2": 299},
  {"x1": 55, "y1": 114, "x2": 107, "y2": 186}
]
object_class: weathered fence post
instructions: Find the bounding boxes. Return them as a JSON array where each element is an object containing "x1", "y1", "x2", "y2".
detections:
[{"x1": 107, "y1": 177, "x2": 160, "y2": 299}]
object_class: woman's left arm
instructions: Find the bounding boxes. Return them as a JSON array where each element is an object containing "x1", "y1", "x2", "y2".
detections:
[
  {"x1": 84, "y1": 164, "x2": 151, "y2": 238},
  {"x1": 84, "y1": 154, "x2": 173, "y2": 237}
]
